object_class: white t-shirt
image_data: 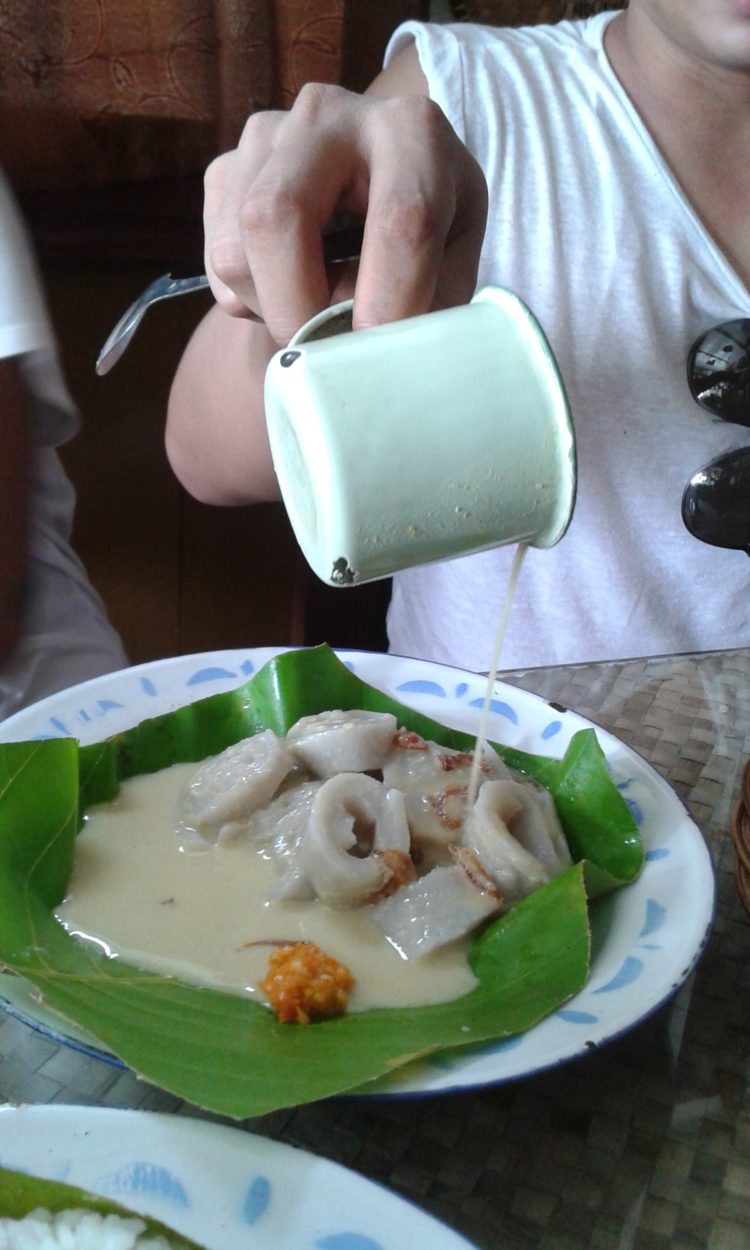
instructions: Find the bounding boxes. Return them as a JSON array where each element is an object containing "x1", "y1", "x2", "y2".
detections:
[
  {"x1": 384, "y1": 15, "x2": 750, "y2": 671},
  {"x1": 0, "y1": 168, "x2": 127, "y2": 718}
]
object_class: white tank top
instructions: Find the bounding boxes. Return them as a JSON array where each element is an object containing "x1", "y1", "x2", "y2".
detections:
[{"x1": 383, "y1": 15, "x2": 750, "y2": 670}]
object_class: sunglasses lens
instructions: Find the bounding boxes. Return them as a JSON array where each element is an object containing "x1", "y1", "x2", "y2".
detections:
[
  {"x1": 682, "y1": 444, "x2": 750, "y2": 553},
  {"x1": 687, "y1": 318, "x2": 750, "y2": 426}
]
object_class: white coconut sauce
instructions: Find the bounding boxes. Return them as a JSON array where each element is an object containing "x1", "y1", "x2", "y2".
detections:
[
  {"x1": 467, "y1": 542, "x2": 528, "y2": 808},
  {"x1": 54, "y1": 763, "x2": 478, "y2": 1012}
]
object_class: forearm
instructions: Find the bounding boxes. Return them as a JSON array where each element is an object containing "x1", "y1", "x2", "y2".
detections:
[
  {"x1": 0, "y1": 358, "x2": 31, "y2": 663},
  {"x1": 165, "y1": 305, "x2": 281, "y2": 505}
]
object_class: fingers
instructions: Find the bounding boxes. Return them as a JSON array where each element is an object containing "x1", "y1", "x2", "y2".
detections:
[
  {"x1": 225, "y1": 85, "x2": 373, "y2": 342},
  {"x1": 206, "y1": 91, "x2": 361, "y2": 337},
  {"x1": 352, "y1": 95, "x2": 488, "y2": 328},
  {"x1": 203, "y1": 113, "x2": 281, "y2": 319},
  {"x1": 203, "y1": 82, "x2": 488, "y2": 344}
]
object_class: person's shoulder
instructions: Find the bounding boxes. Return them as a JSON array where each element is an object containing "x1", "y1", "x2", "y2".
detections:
[
  {"x1": 387, "y1": 14, "x2": 606, "y2": 71},
  {"x1": 442, "y1": 11, "x2": 612, "y2": 58}
]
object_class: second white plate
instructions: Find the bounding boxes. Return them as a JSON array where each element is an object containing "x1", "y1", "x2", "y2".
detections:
[{"x1": 0, "y1": 1104, "x2": 476, "y2": 1249}]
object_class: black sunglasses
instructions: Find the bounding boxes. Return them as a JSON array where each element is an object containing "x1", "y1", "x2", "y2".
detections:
[
  {"x1": 687, "y1": 318, "x2": 750, "y2": 426},
  {"x1": 682, "y1": 318, "x2": 750, "y2": 556}
]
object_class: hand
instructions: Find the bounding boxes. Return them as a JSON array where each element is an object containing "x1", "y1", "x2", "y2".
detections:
[{"x1": 203, "y1": 53, "x2": 488, "y2": 345}]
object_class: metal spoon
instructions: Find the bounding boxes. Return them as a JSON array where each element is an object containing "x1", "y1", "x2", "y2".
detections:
[
  {"x1": 96, "y1": 274, "x2": 211, "y2": 375},
  {"x1": 681, "y1": 445, "x2": 750, "y2": 555},
  {"x1": 95, "y1": 223, "x2": 365, "y2": 376}
]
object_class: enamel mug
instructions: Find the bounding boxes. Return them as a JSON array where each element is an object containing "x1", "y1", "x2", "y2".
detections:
[{"x1": 263, "y1": 286, "x2": 576, "y2": 587}]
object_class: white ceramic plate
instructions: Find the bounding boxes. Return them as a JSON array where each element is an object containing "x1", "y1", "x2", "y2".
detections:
[
  {"x1": 0, "y1": 1104, "x2": 476, "y2": 1248},
  {"x1": 0, "y1": 648, "x2": 715, "y2": 1097}
]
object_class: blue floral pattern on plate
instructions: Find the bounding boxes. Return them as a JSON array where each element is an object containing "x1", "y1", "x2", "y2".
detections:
[{"x1": 0, "y1": 1106, "x2": 475, "y2": 1250}]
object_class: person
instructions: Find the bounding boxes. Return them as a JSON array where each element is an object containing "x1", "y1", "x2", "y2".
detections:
[
  {"x1": 166, "y1": 0, "x2": 750, "y2": 672},
  {"x1": 0, "y1": 167, "x2": 127, "y2": 718}
]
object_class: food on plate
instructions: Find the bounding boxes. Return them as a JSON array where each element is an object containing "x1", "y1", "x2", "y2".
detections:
[
  {"x1": 0, "y1": 1208, "x2": 177, "y2": 1248},
  {"x1": 287, "y1": 708, "x2": 398, "y2": 776},
  {"x1": 371, "y1": 847, "x2": 501, "y2": 960},
  {"x1": 54, "y1": 758, "x2": 480, "y2": 1014},
  {"x1": 55, "y1": 710, "x2": 573, "y2": 1022},
  {"x1": 177, "y1": 728, "x2": 295, "y2": 846},
  {"x1": 178, "y1": 710, "x2": 571, "y2": 929},
  {"x1": 257, "y1": 940, "x2": 354, "y2": 1023},
  {"x1": 0, "y1": 1165, "x2": 203, "y2": 1249}
]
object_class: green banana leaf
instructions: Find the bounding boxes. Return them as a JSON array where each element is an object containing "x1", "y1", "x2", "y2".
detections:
[
  {"x1": 0, "y1": 1163, "x2": 204, "y2": 1247},
  {"x1": 0, "y1": 645, "x2": 641, "y2": 1118}
]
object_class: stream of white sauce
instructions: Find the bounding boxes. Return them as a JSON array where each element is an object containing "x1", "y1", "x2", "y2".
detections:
[
  {"x1": 467, "y1": 542, "x2": 527, "y2": 808},
  {"x1": 54, "y1": 763, "x2": 478, "y2": 1012}
]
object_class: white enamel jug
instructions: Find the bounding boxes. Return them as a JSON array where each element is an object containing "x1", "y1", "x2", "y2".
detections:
[{"x1": 264, "y1": 286, "x2": 576, "y2": 587}]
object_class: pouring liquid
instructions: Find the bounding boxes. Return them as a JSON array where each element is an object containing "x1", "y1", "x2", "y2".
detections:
[{"x1": 467, "y1": 542, "x2": 528, "y2": 807}]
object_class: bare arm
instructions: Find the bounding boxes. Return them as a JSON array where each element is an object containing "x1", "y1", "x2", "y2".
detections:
[
  {"x1": 166, "y1": 42, "x2": 488, "y2": 507},
  {"x1": 0, "y1": 357, "x2": 31, "y2": 662},
  {"x1": 166, "y1": 308, "x2": 280, "y2": 505}
]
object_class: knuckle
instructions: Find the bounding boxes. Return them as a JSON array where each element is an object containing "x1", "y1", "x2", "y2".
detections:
[
  {"x1": 238, "y1": 184, "x2": 305, "y2": 242},
  {"x1": 376, "y1": 93, "x2": 446, "y2": 141},
  {"x1": 207, "y1": 237, "x2": 247, "y2": 289},
  {"x1": 213, "y1": 287, "x2": 249, "y2": 318},
  {"x1": 237, "y1": 107, "x2": 283, "y2": 151},
  {"x1": 203, "y1": 152, "x2": 228, "y2": 192},
  {"x1": 291, "y1": 80, "x2": 347, "y2": 123},
  {"x1": 370, "y1": 194, "x2": 446, "y2": 251}
]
